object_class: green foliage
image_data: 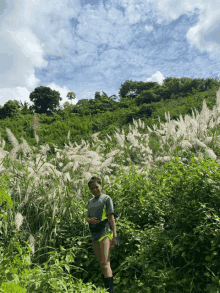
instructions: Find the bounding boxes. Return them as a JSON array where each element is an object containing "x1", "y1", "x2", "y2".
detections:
[
  {"x1": 0, "y1": 176, "x2": 107, "y2": 293},
  {"x1": 67, "y1": 92, "x2": 76, "y2": 104},
  {"x1": 0, "y1": 100, "x2": 22, "y2": 119},
  {"x1": 0, "y1": 77, "x2": 220, "y2": 292},
  {"x1": 0, "y1": 173, "x2": 13, "y2": 220},
  {"x1": 103, "y1": 156, "x2": 220, "y2": 292},
  {"x1": 135, "y1": 90, "x2": 160, "y2": 106},
  {"x1": 0, "y1": 282, "x2": 26, "y2": 293},
  {"x1": 29, "y1": 86, "x2": 62, "y2": 114},
  {"x1": 119, "y1": 80, "x2": 161, "y2": 99},
  {"x1": 0, "y1": 135, "x2": 220, "y2": 292},
  {"x1": 0, "y1": 237, "x2": 107, "y2": 293},
  {"x1": 0, "y1": 77, "x2": 219, "y2": 155}
]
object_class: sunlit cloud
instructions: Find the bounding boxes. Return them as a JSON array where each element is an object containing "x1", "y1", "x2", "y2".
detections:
[{"x1": 0, "y1": 0, "x2": 219, "y2": 107}]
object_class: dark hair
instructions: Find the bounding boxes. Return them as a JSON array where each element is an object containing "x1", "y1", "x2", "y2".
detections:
[{"x1": 88, "y1": 176, "x2": 102, "y2": 188}]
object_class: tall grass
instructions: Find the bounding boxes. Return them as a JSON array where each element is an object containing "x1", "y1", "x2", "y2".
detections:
[{"x1": 0, "y1": 88, "x2": 220, "y2": 291}]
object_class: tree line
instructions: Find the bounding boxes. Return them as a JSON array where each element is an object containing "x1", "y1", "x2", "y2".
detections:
[{"x1": 1, "y1": 76, "x2": 220, "y2": 119}]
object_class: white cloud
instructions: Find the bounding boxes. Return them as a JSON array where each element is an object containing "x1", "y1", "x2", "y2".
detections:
[
  {"x1": 0, "y1": 0, "x2": 220, "y2": 109},
  {"x1": 144, "y1": 25, "x2": 154, "y2": 32},
  {"x1": 146, "y1": 71, "x2": 165, "y2": 85},
  {"x1": 186, "y1": 8, "x2": 220, "y2": 59},
  {"x1": 0, "y1": 0, "x2": 80, "y2": 107},
  {"x1": 0, "y1": 87, "x2": 30, "y2": 106}
]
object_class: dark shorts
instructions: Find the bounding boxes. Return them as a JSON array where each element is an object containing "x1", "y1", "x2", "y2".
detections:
[{"x1": 93, "y1": 231, "x2": 113, "y2": 243}]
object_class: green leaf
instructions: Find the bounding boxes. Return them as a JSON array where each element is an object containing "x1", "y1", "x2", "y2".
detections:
[
  {"x1": 64, "y1": 264, "x2": 70, "y2": 273},
  {"x1": 199, "y1": 235, "x2": 204, "y2": 241},
  {"x1": 66, "y1": 254, "x2": 74, "y2": 262},
  {"x1": 205, "y1": 256, "x2": 211, "y2": 261},
  {"x1": 49, "y1": 278, "x2": 58, "y2": 289}
]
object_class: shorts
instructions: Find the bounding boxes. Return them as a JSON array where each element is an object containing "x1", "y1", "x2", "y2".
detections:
[{"x1": 93, "y1": 231, "x2": 113, "y2": 243}]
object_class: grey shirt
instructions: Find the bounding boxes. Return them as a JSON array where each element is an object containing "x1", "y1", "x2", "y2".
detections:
[{"x1": 87, "y1": 193, "x2": 114, "y2": 242}]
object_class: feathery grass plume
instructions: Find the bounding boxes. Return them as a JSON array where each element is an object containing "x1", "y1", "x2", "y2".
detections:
[
  {"x1": 114, "y1": 131, "x2": 125, "y2": 146},
  {"x1": 6, "y1": 128, "x2": 20, "y2": 149},
  {"x1": 155, "y1": 156, "x2": 171, "y2": 162},
  {"x1": 0, "y1": 132, "x2": 6, "y2": 150},
  {"x1": 106, "y1": 149, "x2": 120, "y2": 158},
  {"x1": 211, "y1": 88, "x2": 220, "y2": 124},
  {"x1": 32, "y1": 113, "x2": 40, "y2": 130},
  {"x1": 20, "y1": 136, "x2": 32, "y2": 155},
  {"x1": 200, "y1": 100, "x2": 211, "y2": 126},
  {"x1": 0, "y1": 148, "x2": 9, "y2": 162},
  {"x1": 106, "y1": 134, "x2": 112, "y2": 142},
  {"x1": 28, "y1": 234, "x2": 35, "y2": 254},
  {"x1": 139, "y1": 118, "x2": 145, "y2": 129},
  {"x1": 63, "y1": 171, "x2": 71, "y2": 182},
  {"x1": 204, "y1": 137, "x2": 213, "y2": 145},
  {"x1": 193, "y1": 138, "x2": 207, "y2": 148},
  {"x1": 10, "y1": 146, "x2": 21, "y2": 160},
  {"x1": 1, "y1": 139, "x2": 5, "y2": 150},
  {"x1": 67, "y1": 130, "x2": 70, "y2": 140},
  {"x1": 39, "y1": 144, "x2": 50, "y2": 155},
  {"x1": 34, "y1": 131, "x2": 39, "y2": 145},
  {"x1": 205, "y1": 148, "x2": 217, "y2": 160},
  {"x1": 15, "y1": 212, "x2": 23, "y2": 230},
  {"x1": 165, "y1": 111, "x2": 171, "y2": 123},
  {"x1": 126, "y1": 132, "x2": 138, "y2": 147},
  {"x1": 179, "y1": 140, "x2": 192, "y2": 150},
  {"x1": 208, "y1": 117, "x2": 215, "y2": 130},
  {"x1": 99, "y1": 157, "x2": 114, "y2": 172},
  {"x1": 147, "y1": 125, "x2": 153, "y2": 132}
]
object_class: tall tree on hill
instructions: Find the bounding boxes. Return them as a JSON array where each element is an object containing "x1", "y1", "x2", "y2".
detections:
[
  {"x1": 119, "y1": 80, "x2": 161, "y2": 100},
  {"x1": 67, "y1": 92, "x2": 76, "y2": 106},
  {"x1": 29, "y1": 86, "x2": 62, "y2": 114}
]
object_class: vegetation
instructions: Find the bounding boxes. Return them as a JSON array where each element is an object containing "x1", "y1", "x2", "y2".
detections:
[{"x1": 0, "y1": 76, "x2": 220, "y2": 291}]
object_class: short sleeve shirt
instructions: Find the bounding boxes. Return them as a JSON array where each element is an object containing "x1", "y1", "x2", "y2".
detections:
[{"x1": 87, "y1": 193, "x2": 114, "y2": 242}]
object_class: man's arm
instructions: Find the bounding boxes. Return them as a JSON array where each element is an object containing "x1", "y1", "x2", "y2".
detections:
[{"x1": 108, "y1": 214, "x2": 117, "y2": 237}]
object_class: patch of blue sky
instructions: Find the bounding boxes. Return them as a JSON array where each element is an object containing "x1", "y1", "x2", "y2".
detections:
[{"x1": 0, "y1": 0, "x2": 220, "y2": 108}]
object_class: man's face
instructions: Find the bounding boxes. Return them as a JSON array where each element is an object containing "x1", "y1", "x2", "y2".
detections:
[{"x1": 90, "y1": 182, "x2": 102, "y2": 197}]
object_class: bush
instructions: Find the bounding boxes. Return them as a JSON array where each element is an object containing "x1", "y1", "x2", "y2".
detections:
[
  {"x1": 0, "y1": 282, "x2": 26, "y2": 293},
  {"x1": 104, "y1": 156, "x2": 220, "y2": 292}
]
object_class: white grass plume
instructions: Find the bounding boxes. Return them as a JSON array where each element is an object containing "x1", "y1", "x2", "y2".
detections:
[
  {"x1": 15, "y1": 212, "x2": 23, "y2": 230},
  {"x1": 6, "y1": 128, "x2": 19, "y2": 149},
  {"x1": 28, "y1": 234, "x2": 35, "y2": 254}
]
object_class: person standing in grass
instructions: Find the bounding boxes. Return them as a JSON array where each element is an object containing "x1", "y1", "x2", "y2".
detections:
[{"x1": 87, "y1": 176, "x2": 118, "y2": 293}]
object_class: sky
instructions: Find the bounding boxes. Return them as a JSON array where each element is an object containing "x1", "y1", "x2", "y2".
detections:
[{"x1": 0, "y1": 0, "x2": 220, "y2": 110}]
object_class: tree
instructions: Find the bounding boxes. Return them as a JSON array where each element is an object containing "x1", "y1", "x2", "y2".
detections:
[
  {"x1": 19, "y1": 100, "x2": 32, "y2": 114},
  {"x1": 0, "y1": 100, "x2": 21, "y2": 119},
  {"x1": 136, "y1": 90, "x2": 160, "y2": 106},
  {"x1": 67, "y1": 92, "x2": 76, "y2": 106},
  {"x1": 118, "y1": 80, "x2": 161, "y2": 100},
  {"x1": 29, "y1": 86, "x2": 62, "y2": 114},
  {"x1": 95, "y1": 92, "x2": 101, "y2": 100},
  {"x1": 101, "y1": 92, "x2": 118, "y2": 101}
]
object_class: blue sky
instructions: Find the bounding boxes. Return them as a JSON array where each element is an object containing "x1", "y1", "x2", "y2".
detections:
[{"x1": 0, "y1": 0, "x2": 220, "y2": 109}]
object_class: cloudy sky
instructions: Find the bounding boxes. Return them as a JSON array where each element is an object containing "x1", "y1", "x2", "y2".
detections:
[{"x1": 0, "y1": 0, "x2": 220, "y2": 109}]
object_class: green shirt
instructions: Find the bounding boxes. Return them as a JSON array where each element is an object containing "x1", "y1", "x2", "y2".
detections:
[{"x1": 87, "y1": 193, "x2": 114, "y2": 242}]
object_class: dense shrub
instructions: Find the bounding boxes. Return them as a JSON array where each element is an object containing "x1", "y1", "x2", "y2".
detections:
[{"x1": 103, "y1": 156, "x2": 220, "y2": 292}]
